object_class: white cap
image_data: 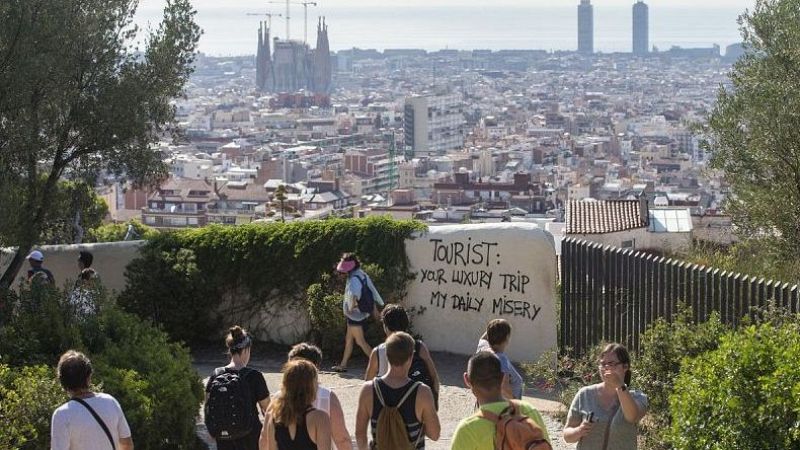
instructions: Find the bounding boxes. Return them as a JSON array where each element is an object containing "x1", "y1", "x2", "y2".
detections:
[{"x1": 26, "y1": 250, "x2": 44, "y2": 262}]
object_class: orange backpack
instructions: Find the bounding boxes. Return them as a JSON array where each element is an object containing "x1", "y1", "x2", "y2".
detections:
[{"x1": 476, "y1": 400, "x2": 552, "y2": 450}]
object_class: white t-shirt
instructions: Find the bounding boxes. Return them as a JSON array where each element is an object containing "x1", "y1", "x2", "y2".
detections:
[{"x1": 51, "y1": 393, "x2": 131, "y2": 450}]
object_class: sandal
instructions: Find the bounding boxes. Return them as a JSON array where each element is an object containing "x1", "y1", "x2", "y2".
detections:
[{"x1": 331, "y1": 365, "x2": 348, "y2": 373}]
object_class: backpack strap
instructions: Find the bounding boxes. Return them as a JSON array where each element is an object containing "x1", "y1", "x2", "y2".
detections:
[
  {"x1": 475, "y1": 400, "x2": 517, "y2": 423},
  {"x1": 373, "y1": 379, "x2": 421, "y2": 409},
  {"x1": 70, "y1": 398, "x2": 116, "y2": 450}
]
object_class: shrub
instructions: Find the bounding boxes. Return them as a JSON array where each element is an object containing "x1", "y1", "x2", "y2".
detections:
[
  {"x1": 307, "y1": 281, "x2": 347, "y2": 352},
  {"x1": 120, "y1": 217, "x2": 424, "y2": 343},
  {"x1": 523, "y1": 343, "x2": 606, "y2": 420},
  {"x1": 636, "y1": 307, "x2": 729, "y2": 449},
  {"x1": 668, "y1": 321, "x2": 800, "y2": 449},
  {"x1": 0, "y1": 364, "x2": 66, "y2": 450},
  {"x1": 88, "y1": 219, "x2": 159, "y2": 242},
  {"x1": 0, "y1": 283, "x2": 204, "y2": 450},
  {"x1": 89, "y1": 307, "x2": 204, "y2": 449}
]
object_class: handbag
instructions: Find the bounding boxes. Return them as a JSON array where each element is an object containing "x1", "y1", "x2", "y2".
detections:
[{"x1": 71, "y1": 397, "x2": 116, "y2": 450}]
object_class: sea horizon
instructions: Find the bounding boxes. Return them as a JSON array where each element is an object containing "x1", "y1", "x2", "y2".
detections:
[{"x1": 135, "y1": 5, "x2": 747, "y2": 56}]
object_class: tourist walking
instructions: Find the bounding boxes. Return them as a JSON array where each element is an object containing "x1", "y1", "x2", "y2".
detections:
[
  {"x1": 332, "y1": 253, "x2": 384, "y2": 373},
  {"x1": 51, "y1": 350, "x2": 134, "y2": 450},
  {"x1": 476, "y1": 319, "x2": 523, "y2": 399},
  {"x1": 286, "y1": 343, "x2": 353, "y2": 450},
  {"x1": 260, "y1": 359, "x2": 331, "y2": 450},
  {"x1": 205, "y1": 326, "x2": 271, "y2": 450},
  {"x1": 451, "y1": 351, "x2": 551, "y2": 450},
  {"x1": 355, "y1": 332, "x2": 440, "y2": 450},
  {"x1": 562, "y1": 343, "x2": 648, "y2": 449},
  {"x1": 365, "y1": 304, "x2": 440, "y2": 409}
]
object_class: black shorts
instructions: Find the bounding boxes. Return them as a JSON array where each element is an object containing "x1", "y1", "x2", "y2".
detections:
[{"x1": 346, "y1": 316, "x2": 369, "y2": 330}]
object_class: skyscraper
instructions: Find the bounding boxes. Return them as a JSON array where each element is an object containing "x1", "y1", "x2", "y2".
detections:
[
  {"x1": 633, "y1": 1, "x2": 649, "y2": 56},
  {"x1": 578, "y1": 0, "x2": 593, "y2": 55}
]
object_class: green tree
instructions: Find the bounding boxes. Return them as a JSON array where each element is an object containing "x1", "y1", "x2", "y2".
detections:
[
  {"x1": 704, "y1": 0, "x2": 800, "y2": 255},
  {"x1": 274, "y1": 184, "x2": 288, "y2": 222},
  {"x1": 0, "y1": 0, "x2": 201, "y2": 291},
  {"x1": 0, "y1": 180, "x2": 109, "y2": 246}
]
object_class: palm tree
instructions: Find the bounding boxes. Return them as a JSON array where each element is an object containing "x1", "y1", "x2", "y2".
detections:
[{"x1": 274, "y1": 184, "x2": 287, "y2": 222}]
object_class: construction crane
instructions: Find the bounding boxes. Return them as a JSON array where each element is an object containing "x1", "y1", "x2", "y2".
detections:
[
  {"x1": 267, "y1": 1, "x2": 318, "y2": 44},
  {"x1": 245, "y1": 11, "x2": 282, "y2": 30}
]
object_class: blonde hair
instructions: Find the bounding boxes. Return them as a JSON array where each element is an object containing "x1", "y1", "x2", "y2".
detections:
[{"x1": 271, "y1": 359, "x2": 318, "y2": 426}]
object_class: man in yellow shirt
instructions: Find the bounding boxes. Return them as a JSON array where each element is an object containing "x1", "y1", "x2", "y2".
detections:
[{"x1": 451, "y1": 351, "x2": 551, "y2": 450}]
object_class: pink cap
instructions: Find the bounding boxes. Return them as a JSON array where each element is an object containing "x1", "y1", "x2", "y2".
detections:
[{"x1": 336, "y1": 260, "x2": 357, "y2": 273}]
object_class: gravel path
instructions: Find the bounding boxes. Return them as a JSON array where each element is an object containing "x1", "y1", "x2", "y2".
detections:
[{"x1": 194, "y1": 349, "x2": 575, "y2": 450}]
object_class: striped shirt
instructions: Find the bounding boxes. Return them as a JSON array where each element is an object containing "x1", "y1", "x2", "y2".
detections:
[{"x1": 369, "y1": 379, "x2": 424, "y2": 450}]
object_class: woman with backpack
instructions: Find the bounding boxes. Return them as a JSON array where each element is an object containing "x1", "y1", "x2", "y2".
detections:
[
  {"x1": 562, "y1": 343, "x2": 648, "y2": 450},
  {"x1": 332, "y1": 253, "x2": 384, "y2": 373},
  {"x1": 260, "y1": 359, "x2": 332, "y2": 450},
  {"x1": 205, "y1": 326, "x2": 271, "y2": 450}
]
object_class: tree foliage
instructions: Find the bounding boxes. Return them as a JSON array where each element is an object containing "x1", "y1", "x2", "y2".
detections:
[
  {"x1": 705, "y1": 0, "x2": 800, "y2": 254},
  {"x1": 0, "y1": 0, "x2": 201, "y2": 290},
  {"x1": 0, "y1": 180, "x2": 109, "y2": 247}
]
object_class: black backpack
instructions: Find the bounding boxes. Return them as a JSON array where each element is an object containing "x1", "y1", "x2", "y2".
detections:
[
  {"x1": 408, "y1": 341, "x2": 434, "y2": 390},
  {"x1": 354, "y1": 273, "x2": 375, "y2": 314},
  {"x1": 204, "y1": 367, "x2": 257, "y2": 440}
]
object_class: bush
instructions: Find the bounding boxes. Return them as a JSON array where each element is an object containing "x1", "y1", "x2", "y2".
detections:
[
  {"x1": 0, "y1": 364, "x2": 66, "y2": 450},
  {"x1": 523, "y1": 343, "x2": 606, "y2": 420},
  {"x1": 668, "y1": 321, "x2": 800, "y2": 449},
  {"x1": 636, "y1": 308, "x2": 729, "y2": 449},
  {"x1": 120, "y1": 217, "x2": 424, "y2": 343},
  {"x1": 88, "y1": 219, "x2": 159, "y2": 242},
  {"x1": 0, "y1": 283, "x2": 204, "y2": 450},
  {"x1": 89, "y1": 307, "x2": 204, "y2": 449}
]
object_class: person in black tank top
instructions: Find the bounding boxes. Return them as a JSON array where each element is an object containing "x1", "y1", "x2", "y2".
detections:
[
  {"x1": 274, "y1": 407, "x2": 318, "y2": 450},
  {"x1": 370, "y1": 378, "x2": 425, "y2": 449},
  {"x1": 260, "y1": 360, "x2": 331, "y2": 450},
  {"x1": 355, "y1": 332, "x2": 440, "y2": 450}
]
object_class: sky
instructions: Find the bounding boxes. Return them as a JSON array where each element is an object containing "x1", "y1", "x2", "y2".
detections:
[
  {"x1": 134, "y1": 0, "x2": 757, "y2": 54},
  {"x1": 137, "y1": 0, "x2": 757, "y2": 13}
]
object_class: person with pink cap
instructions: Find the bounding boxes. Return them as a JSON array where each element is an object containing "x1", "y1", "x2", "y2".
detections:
[
  {"x1": 26, "y1": 250, "x2": 55, "y2": 285},
  {"x1": 331, "y1": 253, "x2": 383, "y2": 373}
]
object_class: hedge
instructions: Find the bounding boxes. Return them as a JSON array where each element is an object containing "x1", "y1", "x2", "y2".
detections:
[{"x1": 119, "y1": 217, "x2": 426, "y2": 343}]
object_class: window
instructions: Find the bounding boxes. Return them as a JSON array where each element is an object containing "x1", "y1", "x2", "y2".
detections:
[
  {"x1": 145, "y1": 216, "x2": 156, "y2": 225},
  {"x1": 168, "y1": 217, "x2": 186, "y2": 226},
  {"x1": 621, "y1": 239, "x2": 635, "y2": 249},
  {"x1": 187, "y1": 217, "x2": 199, "y2": 225}
]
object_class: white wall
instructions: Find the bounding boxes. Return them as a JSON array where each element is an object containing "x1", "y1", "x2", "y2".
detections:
[
  {"x1": 405, "y1": 223, "x2": 558, "y2": 362},
  {"x1": 0, "y1": 241, "x2": 145, "y2": 293},
  {"x1": 2, "y1": 224, "x2": 561, "y2": 362}
]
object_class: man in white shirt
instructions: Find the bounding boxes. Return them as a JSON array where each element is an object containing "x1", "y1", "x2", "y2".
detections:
[{"x1": 51, "y1": 350, "x2": 134, "y2": 450}]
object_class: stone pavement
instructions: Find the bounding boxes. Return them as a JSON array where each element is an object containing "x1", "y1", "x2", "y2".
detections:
[{"x1": 194, "y1": 349, "x2": 576, "y2": 450}]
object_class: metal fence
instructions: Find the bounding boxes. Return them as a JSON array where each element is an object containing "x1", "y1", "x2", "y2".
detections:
[{"x1": 560, "y1": 238, "x2": 800, "y2": 355}]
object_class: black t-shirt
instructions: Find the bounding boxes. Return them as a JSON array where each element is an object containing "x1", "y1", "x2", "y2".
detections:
[{"x1": 206, "y1": 366, "x2": 270, "y2": 450}]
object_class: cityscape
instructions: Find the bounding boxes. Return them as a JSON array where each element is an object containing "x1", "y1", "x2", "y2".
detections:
[
  {"x1": 8, "y1": 1, "x2": 800, "y2": 450},
  {"x1": 100, "y1": 0, "x2": 742, "y2": 255}
]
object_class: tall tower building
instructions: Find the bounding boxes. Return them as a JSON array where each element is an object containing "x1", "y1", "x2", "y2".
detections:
[
  {"x1": 255, "y1": 21, "x2": 272, "y2": 92},
  {"x1": 578, "y1": 0, "x2": 594, "y2": 55},
  {"x1": 311, "y1": 18, "x2": 332, "y2": 94},
  {"x1": 633, "y1": 1, "x2": 649, "y2": 56}
]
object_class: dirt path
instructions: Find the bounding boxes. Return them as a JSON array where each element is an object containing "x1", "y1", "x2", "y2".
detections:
[{"x1": 194, "y1": 348, "x2": 576, "y2": 450}]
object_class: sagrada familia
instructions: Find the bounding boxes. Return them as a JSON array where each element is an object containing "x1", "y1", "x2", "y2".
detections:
[{"x1": 255, "y1": 18, "x2": 332, "y2": 95}]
